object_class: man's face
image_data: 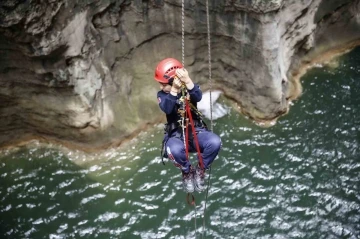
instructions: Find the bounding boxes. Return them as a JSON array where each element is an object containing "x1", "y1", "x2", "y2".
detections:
[{"x1": 159, "y1": 83, "x2": 172, "y2": 93}]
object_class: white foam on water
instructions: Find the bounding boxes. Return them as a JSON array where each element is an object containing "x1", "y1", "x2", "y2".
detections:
[{"x1": 197, "y1": 90, "x2": 230, "y2": 120}]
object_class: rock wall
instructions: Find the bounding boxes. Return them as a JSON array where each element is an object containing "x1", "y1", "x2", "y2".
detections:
[{"x1": 0, "y1": 0, "x2": 359, "y2": 150}]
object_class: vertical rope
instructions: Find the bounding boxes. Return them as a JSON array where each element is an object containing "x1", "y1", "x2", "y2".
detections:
[
  {"x1": 202, "y1": 167, "x2": 212, "y2": 239},
  {"x1": 194, "y1": 201, "x2": 198, "y2": 238},
  {"x1": 206, "y1": 0, "x2": 213, "y2": 132},
  {"x1": 202, "y1": 1, "x2": 213, "y2": 239},
  {"x1": 181, "y1": 0, "x2": 185, "y2": 66},
  {"x1": 181, "y1": 1, "x2": 198, "y2": 237},
  {"x1": 180, "y1": 0, "x2": 187, "y2": 152}
]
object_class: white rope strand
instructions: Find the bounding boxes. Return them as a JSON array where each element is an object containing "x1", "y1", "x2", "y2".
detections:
[
  {"x1": 206, "y1": 0, "x2": 213, "y2": 132},
  {"x1": 202, "y1": 1, "x2": 213, "y2": 239},
  {"x1": 180, "y1": 0, "x2": 187, "y2": 154},
  {"x1": 181, "y1": 3, "x2": 198, "y2": 236},
  {"x1": 181, "y1": 0, "x2": 185, "y2": 66}
]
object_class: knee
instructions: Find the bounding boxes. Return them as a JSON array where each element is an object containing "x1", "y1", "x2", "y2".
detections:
[
  {"x1": 208, "y1": 134, "x2": 222, "y2": 152},
  {"x1": 166, "y1": 144, "x2": 184, "y2": 158}
]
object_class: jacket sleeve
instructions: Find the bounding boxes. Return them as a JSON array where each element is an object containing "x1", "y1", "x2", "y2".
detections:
[
  {"x1": 157, "y1": 91, "x2": 178, "y2": 114},
  {"x1": 188, "y1": 84, "x2": 202, "y2": 102}
]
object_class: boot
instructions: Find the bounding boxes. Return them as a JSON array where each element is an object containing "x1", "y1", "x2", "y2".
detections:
[
  {"x1": 182, "y1": 170, "x2": 195, "y2": 193},
  {"x1": 194, "y1": 165, "x2": 205, "y2": 192}
]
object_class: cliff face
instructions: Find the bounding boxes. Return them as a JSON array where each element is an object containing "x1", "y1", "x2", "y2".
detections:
[{"x1": 0, "y1": 0, "x2": 359, "y2": 150}]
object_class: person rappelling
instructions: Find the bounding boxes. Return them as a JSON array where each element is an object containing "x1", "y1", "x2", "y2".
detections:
[{"x1": 154, "y1": 58, "x2": 221, "y2": 193}]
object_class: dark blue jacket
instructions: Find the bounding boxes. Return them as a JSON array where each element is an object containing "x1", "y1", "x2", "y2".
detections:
[{"x1": 157, "y1": 84, "x2": 202, "y2": 124}]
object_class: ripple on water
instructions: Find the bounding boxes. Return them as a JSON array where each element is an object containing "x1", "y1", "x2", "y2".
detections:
[{"x1": 1, "y1": 48, "x2": 360, "y2": 239}]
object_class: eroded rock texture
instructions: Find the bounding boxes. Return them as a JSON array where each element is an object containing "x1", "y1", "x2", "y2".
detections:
[{"x1": 0, "y1": 0, "x2": 359, "y2": 149}]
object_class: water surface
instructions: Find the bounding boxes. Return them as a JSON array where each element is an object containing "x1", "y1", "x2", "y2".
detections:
[{"x1": 1, "y1": 48, "x2": 359, "y2": 239}]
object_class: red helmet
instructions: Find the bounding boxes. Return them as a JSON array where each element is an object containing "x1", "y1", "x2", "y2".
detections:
[{"x1": 154, "y1": 58, "x2": 183, "y2": 84}]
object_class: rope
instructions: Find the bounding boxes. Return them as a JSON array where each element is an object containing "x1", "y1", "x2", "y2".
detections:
[
  {"x1": 206, "y1": 0, "x2": 213, "y2": 132},
  {"x1": 180, "y1": 86, "x2": 187, "y2": 156},
  {"x1": 180, "y1": 0, "x2": 186, "y2": 152},
  {"x1": 192, "y1": 196, "x2": 198, "y2": 238},
  {"x1": 179, "y1": 1, "x2": 214, "y2": 239},
  {"x1": 185, "y1": 98, "x2": 205, "y2": 170},
  {"x1": 202, "y1": 167, "x2": 212, "y2": 239},
  {"x1": 201, "y1": 1, "x2": 213, "y2": 239},
  {"x1": 181, "y1": 0, "x2": 185, "y2": 66}
]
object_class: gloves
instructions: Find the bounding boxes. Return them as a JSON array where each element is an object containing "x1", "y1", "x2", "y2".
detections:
[{"x1": 175, "y1": 68, "x2": 191, "y2": 84}]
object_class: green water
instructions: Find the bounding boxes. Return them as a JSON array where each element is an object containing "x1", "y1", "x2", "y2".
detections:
[{"x1": 1, "y1": 47, "x2": 360, "y2": 239}]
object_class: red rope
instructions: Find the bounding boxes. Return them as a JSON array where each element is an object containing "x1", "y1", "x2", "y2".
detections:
[
  {"x1": 185, "y1": 106, "x2": 190, "y2": 161},
  {"x1": 186, "y1": 193, "x2": 195, "y2": 205},
  {"x1": 185, "y1": 98, "x2": 204, "y2": 170}
]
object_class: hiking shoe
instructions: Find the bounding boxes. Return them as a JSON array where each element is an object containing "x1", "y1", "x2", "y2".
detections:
[
  {"x1": 194, "y1": 165, "x2": 205, "y2": 192},
  {"x1": 182, "y1": 171, "x2": 194, "y2": 193}
]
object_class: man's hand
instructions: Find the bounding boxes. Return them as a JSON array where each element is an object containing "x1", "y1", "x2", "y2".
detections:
[
  {"x1": 175, "y1": 68, "x2": 194, "y2": 90},
  {"x1": 175, "y1": 68, "x2": 191, "y2": 84},
  {"x1": 170, "y1": 77, "x2": 182, "y2": 95}
]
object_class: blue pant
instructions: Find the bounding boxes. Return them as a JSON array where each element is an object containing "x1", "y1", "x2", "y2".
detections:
[{"x1": 164, "y1": 127, "x2": 221, "y2": 173}]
